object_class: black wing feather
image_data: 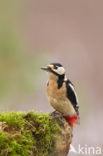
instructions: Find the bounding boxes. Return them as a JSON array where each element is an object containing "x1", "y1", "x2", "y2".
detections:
[{"x1": 65, "y1": 79, "x2": 79, "y2": 116}]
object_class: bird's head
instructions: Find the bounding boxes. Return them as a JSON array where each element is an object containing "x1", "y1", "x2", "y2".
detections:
[{"x1": 41, "y1": 63, "x2": 65, "y2": 79}]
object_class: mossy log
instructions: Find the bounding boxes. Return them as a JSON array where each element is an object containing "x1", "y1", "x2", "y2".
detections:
[{"x1": 0, "y1": 111, "x2": 72, "y2": 156}]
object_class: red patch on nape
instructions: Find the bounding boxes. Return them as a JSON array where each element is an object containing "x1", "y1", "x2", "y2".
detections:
[{"x1": 64, "y1": 114, "x2": 77, "y2": 127}]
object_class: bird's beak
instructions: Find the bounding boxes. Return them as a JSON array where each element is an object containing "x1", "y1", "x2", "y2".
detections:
[{"x1": 41, "y1": 66, "x2": 50, "y2": 72}]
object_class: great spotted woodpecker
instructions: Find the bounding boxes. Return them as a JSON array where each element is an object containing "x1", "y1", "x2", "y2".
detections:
[{"x1": 41, "y1": 63, "x2": 79, "y2": 127}]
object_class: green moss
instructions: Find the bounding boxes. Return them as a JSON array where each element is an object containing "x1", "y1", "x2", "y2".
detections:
[
  {"x1": 0, "y1": 111, "x2": 60, "y2": 156},
  {"x1": 0, "y1": 112, "x2": 26, "y2": 128}
]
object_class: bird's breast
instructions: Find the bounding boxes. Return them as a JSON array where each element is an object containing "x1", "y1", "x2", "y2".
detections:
[
  {"x1": 46, "y1": 80, "x2": 66, "y2": 100},
  {"x1": 46, "y1": 79, "x2": 75, "y2": 116}
]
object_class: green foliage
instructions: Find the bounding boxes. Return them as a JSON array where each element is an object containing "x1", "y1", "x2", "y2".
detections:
[{"x1": 0, "y1": 111, "x2": 60, "y2": 156}]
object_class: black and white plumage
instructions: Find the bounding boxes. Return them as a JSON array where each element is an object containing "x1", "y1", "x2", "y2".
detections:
[
  {"x1": 57, "y1": 76, "x2": 79, "y2": 117},
  {"x1": 41, "y1": 63, "x2": 80, "y2": 126},
  {"x1": 65, "y1": 79, "x2": 79, "y2": 116}
]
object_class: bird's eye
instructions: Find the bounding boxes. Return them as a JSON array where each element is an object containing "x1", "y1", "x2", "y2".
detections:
[{"x1": 54, "y1": 66, "x2": 58, "y2": 69}]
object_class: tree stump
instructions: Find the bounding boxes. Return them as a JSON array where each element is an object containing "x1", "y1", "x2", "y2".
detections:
[{"x1": 0, "y1": 111, "x2": 72, "y2": 156}]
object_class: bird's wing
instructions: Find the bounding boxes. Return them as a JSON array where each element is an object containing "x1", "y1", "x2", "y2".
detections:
[{"x1": 65, "y1": 79, "x2": 79, "y2": 116}]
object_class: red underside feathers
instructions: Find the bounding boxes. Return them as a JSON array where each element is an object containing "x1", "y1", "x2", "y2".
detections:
[{"x1": 64, "y1": 114, "x2": 77, "y2": 127}]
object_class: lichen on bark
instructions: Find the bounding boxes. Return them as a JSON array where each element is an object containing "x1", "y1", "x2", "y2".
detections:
[{"x1": 0, "y1": 111, "x2": 72, "y2": 156}]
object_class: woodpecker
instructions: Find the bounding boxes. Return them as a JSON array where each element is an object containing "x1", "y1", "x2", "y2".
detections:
[{"x1": 41, "y1": 63, "x2": 79, "y2": 127}]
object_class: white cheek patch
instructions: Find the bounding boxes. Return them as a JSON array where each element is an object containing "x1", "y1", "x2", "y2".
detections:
[{"x1": 53, "y1": 67, "x2": 65, "y2": 75}]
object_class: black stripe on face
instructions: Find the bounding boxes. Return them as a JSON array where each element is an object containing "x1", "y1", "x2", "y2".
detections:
[
  {"x1": 49, "y1": 66, "x2": 65, "y2": 89},
  {"x1": 57, "y1": 74, "x2": 65, "y2": 89},
  {"x1": 49, "y1": 66, "x2": 65, "y2": 77},
  {"x1": 41, "y1": 65, "x2": 65, "y2": 89}
]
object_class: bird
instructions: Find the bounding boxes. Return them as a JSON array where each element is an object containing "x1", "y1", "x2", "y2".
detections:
[{"x1": 41, "y1": 63, "x2": 79, "y2": 127}]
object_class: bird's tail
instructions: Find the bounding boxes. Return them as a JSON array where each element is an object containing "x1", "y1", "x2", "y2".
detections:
[{"x1": 77, "y1": 115, "x2": 80, "y2": 125}]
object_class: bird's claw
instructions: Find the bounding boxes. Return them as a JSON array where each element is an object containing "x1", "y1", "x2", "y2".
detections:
[
  {"x1": 50, "y1": 111, "x2": 65, "y2": 126},
  {"x1": 50, "y1": 111, "x2": 58, "y2": 117}
]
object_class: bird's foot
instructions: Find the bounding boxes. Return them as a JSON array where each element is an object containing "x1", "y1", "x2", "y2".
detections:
[
  {"x1": 50, "y1": 111, "x2": 61, "y2": 117},
  {"x1": 50, "y1": 111, "x2": 65, "y2": 126}
]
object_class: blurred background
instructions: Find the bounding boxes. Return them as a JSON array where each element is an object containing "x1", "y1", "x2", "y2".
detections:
[{"x1": 0, "y1": 0, "x2": 103, "y2": 155}]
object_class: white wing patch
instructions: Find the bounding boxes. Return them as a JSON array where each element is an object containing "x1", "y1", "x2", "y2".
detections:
[
  {"x1": 64, "y1": 75, "x2": 67, "y2": 81},
  {"x1": 69, "y1": 83, "x2": 79, "y2": 104}
]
